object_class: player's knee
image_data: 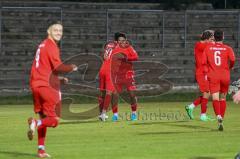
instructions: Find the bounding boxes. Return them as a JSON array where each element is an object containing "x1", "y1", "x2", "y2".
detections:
[
  {"x1": 39, "y1": 112, "x2": 46, "y2": 119},
  {"x1": 52, "y1": 117, "x2": 60, "y2": 128},
  {"x1": 220, "y1": 93, "x2": 227, "y2": 100},
  {"x1": 130, "y1": 95, "x2": 137, "y2": 104},
  {"x1": 106, "y1": 90, "x2": 113, "y2": 95}
]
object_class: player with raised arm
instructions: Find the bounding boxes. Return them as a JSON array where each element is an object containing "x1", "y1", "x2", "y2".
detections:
[
  {"x1": 185, "y1": 30, "x2": 215, "y2": 121},
  {"x1": 28, "y1": 22, "x2": 77, "y2": 158},
  {"x1": 203, "y1": 29, "x2": 235, "y2": 131},
  {"x1": 98, "y1": 40, "x2": 118, "y2": 121}
]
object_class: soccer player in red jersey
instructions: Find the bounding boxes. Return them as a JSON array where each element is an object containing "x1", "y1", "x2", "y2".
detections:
[
  {"x1": 111, "y1": 32, "x2": 139, "y2": 121},
  {"x1": 98, "y1": 32, "x2": 139, "y2": 121},
  {"x1": 98, "y1": 40, "x2": 119, "y2": 121},
  {"x1": 28, "y1": 22, "x2": 78, "y2": 157},
  {"x1": 203, "y1": 29, "x2": 235, "y2": 131},
  {"x1": 185, "y1": 30, "x2": 214, "y2": 121}
]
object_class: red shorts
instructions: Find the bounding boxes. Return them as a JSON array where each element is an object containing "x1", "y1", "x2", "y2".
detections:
[
  {"x1": 208, "y1": 73, "x2": 230, "y2": 94},
  {"x1": 99, "y1": 68, "x2": 115, "y2": 92},
  {"x1": 114, "y1": 71, "x2": 136, "y2": 93},
  {"x1": 32, "y1": 86, "x2": 61, "y2": 117},
  {"x1": 195, "y1": 74, "x2": 209, "y2": 93}
]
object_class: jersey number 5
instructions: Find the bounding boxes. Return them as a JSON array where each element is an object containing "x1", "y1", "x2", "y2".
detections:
[{"x1": 214, "y1": 51, "x2": 221, "y2": 66}]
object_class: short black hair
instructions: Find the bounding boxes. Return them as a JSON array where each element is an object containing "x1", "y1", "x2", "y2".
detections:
[
  {"x1": 114, "y1": 32, "x2": 126, "y2": 41},
  {"x1": 201, "y1": 30, "x2": 213, "y2": 40},
  {"x1": 47, "y1": 20, "x2": 62, "y2": 29},
  {"x1": 214, "y1": 29, "x2": 224, "y2": 42}
]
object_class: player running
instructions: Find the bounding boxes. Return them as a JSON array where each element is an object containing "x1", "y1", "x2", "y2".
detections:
[
  {"x1": 203, "y1": 29, "x2": 235, "y2": 131},
  {"x1": 185, "y1": 30, "x2": 215, "y2": 121},
  {"x1": 28, "y1": 22, "x2": 78, "y2": 158}
]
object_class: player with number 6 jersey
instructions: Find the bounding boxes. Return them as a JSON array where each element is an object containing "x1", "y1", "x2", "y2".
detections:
[{"x1": 203, "y1": 29, "x2": 235, "y2": 131}]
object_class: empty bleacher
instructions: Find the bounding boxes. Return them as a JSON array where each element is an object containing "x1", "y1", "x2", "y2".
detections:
[{"x1": 0, "y1": 1, "x2": 239, "y2": 93}]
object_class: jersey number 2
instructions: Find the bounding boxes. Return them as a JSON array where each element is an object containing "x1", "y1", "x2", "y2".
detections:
[{"x1": 214, "y1": 51, "x2": 221, "y2": 66}]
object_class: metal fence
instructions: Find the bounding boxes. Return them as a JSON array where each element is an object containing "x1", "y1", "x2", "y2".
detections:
[
  {"x1": 0, "y1": 8, "x2": 239, "y2": 53},
  {"x1": 0, "y1": 7, "x2": 240, "y2": 92},
  {"x1": 107, "y1": 9, "x2": 240, "y2": 54},
  {"x1": 0, "y1": 7, "x2": 62, "y2": 54}
]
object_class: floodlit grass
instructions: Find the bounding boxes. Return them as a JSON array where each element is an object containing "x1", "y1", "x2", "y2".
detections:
[{"x1": 0, "y1": 102, "x2": 239, "y2": 159}]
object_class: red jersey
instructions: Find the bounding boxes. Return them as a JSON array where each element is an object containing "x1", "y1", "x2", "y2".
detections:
[
  {"x1": 203, "y1": 42, "x2": 235, "y2": 76},
  {"x1": 30, "y1": 38, "x2": 72, "y2": 89},
  {"x1": 194, "y1": 41, "x2": 211, "y2": 75},
  {"x1": 100, "y1": 41, "x2": 118, "y2": 72},
  {"x1": 113, "y1": 45, "x2": 138, "y2": 76},
  {"x1": 100, "y1": 41, "x2": 138, "y2": 78}
]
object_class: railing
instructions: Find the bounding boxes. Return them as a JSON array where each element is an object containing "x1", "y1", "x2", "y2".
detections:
[
  {"x1": 0, "y1": 8, "x2": 239, "y2": 53},
  {"x1": 106, "y1": 9, "x2": 240, "y2": 53},
  {"x1": 0, "y1": 6, "x2": 62, "y2": 53},
  {"x1": 0, "y1": 6, "x2": 62, "y2": 91},
  {"x1": 0, "y1": 7, "x2": 240, "y2": 91}
]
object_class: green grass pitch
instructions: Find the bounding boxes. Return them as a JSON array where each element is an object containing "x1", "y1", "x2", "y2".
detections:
[{"x1": 0, "y1": 102, "x2": 240, "y2": 159}]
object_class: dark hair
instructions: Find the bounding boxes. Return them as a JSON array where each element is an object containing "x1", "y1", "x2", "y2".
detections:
[
  {"x1": 47, "y1": 20, "x2": 62, "y2": 29},
  {"x1": 201, "y1": 30, "x2": 213, "y2": 40},
  {"x1": 114, "y1": 32, "x2": 126, "y2": 41},
  {"x1": 214, "y1": 29, "x2": 224, "y2": 41}
]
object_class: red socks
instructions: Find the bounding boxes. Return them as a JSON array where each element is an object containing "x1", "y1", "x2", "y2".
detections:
[
  {"x1": 38, "y1": 127, "x2": 47, "y2": 146},
  {"x1": 98, "y1": 96, "x2": 104, "y2": 113},
  {"x1": 112, "y1": 105, "x2": 118, "y2": 114},
  {"x1": 212, "y1": 100, "x2": 220, "y2": 116},
  {"x1": 193, "y1": 96, "x2": 202, "y2": 107},
  {"x1": 201, "y1": 98, "x2": 208, "y2": 114},
  {"x1": 103, "y1": 94, "x2": 111, "y2": 111},
  {"x1": 131, "y1": 103, "x2": 137, "y2": 112},
  {"x1": 37, "y1": 117, "x2": 58, "y2": 147},
  {"x1": 220, "y1": 100, "x2": 226, "y2": 118},
  {"x1": 212, "y1": 100, "x2": 227, "y2": 118}
]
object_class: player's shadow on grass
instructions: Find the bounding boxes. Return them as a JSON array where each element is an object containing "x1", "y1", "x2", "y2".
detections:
[
  {"x1": 0, "y1": 150, "x2": 36, "y2": 158},
  {"x1": 138, "y1": 131, "x2": 209, "y2": 135},
  {"x1": 60, "y1": 120, "x2": 100, "y2": 125},
  {"x1": 131, "y1": 120, "x2": 189, "y2": 126},
  {"x1": 190, "y1": 157, "x2": 217, "y2": 159}
]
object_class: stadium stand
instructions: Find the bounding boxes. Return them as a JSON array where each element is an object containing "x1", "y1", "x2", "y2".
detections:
[{"x1": 0, "y1": 1, "x2": 239, "y2": 94}]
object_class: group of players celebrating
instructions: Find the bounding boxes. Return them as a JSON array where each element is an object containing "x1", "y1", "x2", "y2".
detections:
[
  {"x1": 98, "y1": 32, "x2": 139, "y2": 122},
  {"x1": 185, "y1": 29, "x2": 235, "y2": 131},
  {"x1": 27, "y1": 21, "x2": 237, "y2": 158}
]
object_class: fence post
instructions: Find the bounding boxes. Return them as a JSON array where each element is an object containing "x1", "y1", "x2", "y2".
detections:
[
  {"x1": 162, "y1": 12, "x2": 164, "y2": 49},
  {"x1": 60, "y1": 8, "x2": 63, "y2": 50},
  {"x1": 106, "y1": 10, "x2": 109, "y2": 42},
  {"x1": 0, "y1": 6, "x2": 62, "y2": 54},
  {"x1": 184, "y1": 11, "x2": 187, "y2": 49},
  {"x1": 238, "y1": 11, "x2": 240, "y2": 54},
  {"x1": 0, "y1": 7, "x2": 2, "y2": 52}
]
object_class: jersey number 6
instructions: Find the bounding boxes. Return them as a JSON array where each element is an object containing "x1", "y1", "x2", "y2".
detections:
[{"x1": 214, "y1": 51, "x2": 221, "y2": 66}]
